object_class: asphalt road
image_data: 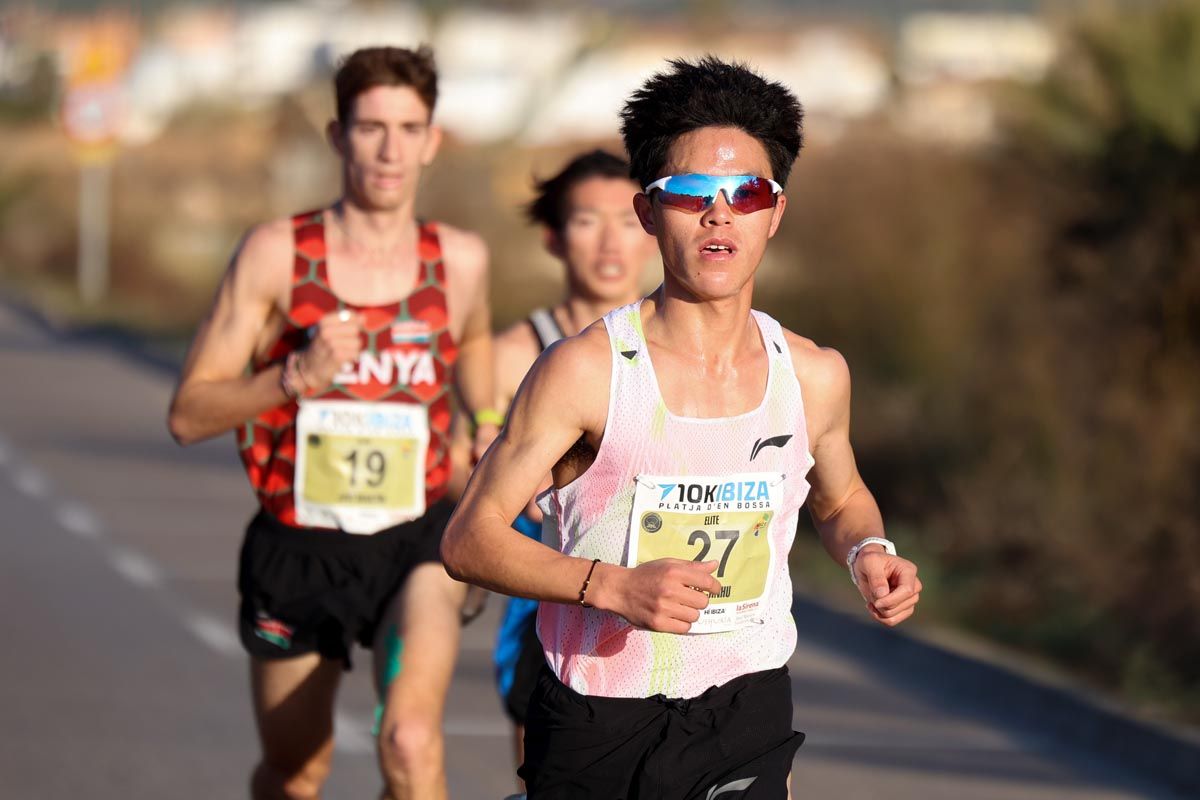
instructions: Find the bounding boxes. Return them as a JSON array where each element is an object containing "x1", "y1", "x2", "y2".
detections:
[{"x1": 0, "y1": 301, "x2": 1182, "y2": 799}]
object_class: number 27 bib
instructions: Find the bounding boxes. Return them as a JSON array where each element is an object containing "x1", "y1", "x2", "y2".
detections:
[
  {"x1": 627, "y1": 472, "x2": 784, "y2": 634},
  {"x1": 293, "y1": 400, "x2": 428, "y2": 534}
]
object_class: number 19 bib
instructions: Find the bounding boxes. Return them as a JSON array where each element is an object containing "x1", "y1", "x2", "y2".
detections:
[
  {"x1": 293, "y1": 400, "x2": 428, "y2": 534},
  {"x1": 627, "y1": 472, "x2": 783, "y2": 634}
]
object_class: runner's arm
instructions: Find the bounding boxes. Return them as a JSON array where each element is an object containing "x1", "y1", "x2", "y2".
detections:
[
  {"x1": 167, "y1": 223, "x2": 290, "y2": 445},
  {"x1": 442, "y1": 334, "x2": 602, "y2": 601},
  {"x1": 442, "y1": 329, "x2": 722, "y2": 633},
  {"x1": 795, "y1": 339, "x2": 921, "y2": 626},
  {"x1": 447, "y1": 301, "x2": 530, "y2": 502},
  {"x1": 441, "y1": 229, "x2": 497, "y2": 458}
]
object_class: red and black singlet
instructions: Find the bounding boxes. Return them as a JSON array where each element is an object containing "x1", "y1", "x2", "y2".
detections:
[{"x1": 238, "y1": 209, "x2": 458, "y2": 528}]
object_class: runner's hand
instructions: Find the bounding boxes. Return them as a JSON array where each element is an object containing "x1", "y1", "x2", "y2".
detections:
[
  {"x1": 301, "y1": 311, "x2": 363, "y2": 391},
  {"x1": 471, "y1": 422, "x2": 499, "y2": 465},
  {"x1": 595, "y1": 558, "x2": 723, "y2": 634},
  {"x1": 853, "y1": 551, "x2": 921, "y2": 627}
]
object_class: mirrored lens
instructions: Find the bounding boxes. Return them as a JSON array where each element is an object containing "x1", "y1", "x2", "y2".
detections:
[
  {"x1": 728, "y1": 177, "x2": 778, "y2": 213},
  {"x1": 652, "y1": 175, "x2": 777, "y2": 214},
  {"x1": 656, "y1": 173, "x2": 717, "y2": 212}
]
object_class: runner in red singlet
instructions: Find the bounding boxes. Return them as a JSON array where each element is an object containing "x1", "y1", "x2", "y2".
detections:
[{"x1": 168, "y1": 46, "x2": 496, "y2": 800}]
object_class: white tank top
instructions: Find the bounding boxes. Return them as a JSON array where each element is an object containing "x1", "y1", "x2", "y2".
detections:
[{"x1": 537, "y1": 300, "x2": 815, "y2": 699}]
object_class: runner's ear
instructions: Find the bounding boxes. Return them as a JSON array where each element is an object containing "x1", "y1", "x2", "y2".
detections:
[
  {"x1": 326, "y1": 120, "x2": 345, "y2": 158},
  {"x1": 633, "y1": 192, "x2": 657, "y2": 236},
  {"x1": 419, "y1": 124, "x2": 443, "y2": 167},
  {"x1": 766, "y1": 193, "x2": 788, "y2": 239},
  {"x1": 543, "y1": 227, "x2": 565, "y2": 260}
]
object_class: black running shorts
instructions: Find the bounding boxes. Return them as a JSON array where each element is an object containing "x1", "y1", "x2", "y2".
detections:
[
  {"x1": 504, "y1": 617, "x2": 546, "y2": 724},
  {"x1": 520, "y1": 665, "x2": 804, "y2": 800},
  {"x1": 236, "y1": 500, "x2": 453, "y2": 668}
]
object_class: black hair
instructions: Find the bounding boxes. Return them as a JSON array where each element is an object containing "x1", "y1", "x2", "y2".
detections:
[
  {"x1": 525, "y1": 149, "x2": 632, "y2": 232},
  {"x1": 619, "y1": 56, "x2": 804, "y2": 188}
]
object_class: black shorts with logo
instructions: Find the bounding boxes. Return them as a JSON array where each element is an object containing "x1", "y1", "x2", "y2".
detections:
[
  {"x1": 520, "y1": 665, "x2": 804, "y2": 800},
  {"x1": 236, "y1": 500, "x2": 452, "y2": 668}
]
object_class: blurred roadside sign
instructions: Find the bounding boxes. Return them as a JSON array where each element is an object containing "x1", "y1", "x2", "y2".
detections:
[
  {"x1": 62, "y1": 81, "x2": 122, "y2": 158},
  {"x1": 58, "y1": 16, "x2": 137, "y2": 304},
  {"x1": 59, "y1": 15, "x2": 135, "y2": 163}
]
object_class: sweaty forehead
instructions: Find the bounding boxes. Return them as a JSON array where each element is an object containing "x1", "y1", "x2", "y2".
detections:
[{"x1": 662, "y1": 126, "x2": 771, "y2": 178}]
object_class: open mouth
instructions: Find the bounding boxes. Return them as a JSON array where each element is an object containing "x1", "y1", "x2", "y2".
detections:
[
  {"x1": 700, "y1": 239, "x2": 737, "y2": 257},
  {"x1": 595, "y1": 262, "x2": 626, "y2": 278}
]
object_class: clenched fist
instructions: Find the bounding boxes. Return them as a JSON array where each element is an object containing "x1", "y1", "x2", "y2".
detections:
[
  {"x1": 300, "y1": 310, "x2": 364, "y2": 392},
  {"x1": 590, "y1": 558, "x2": 724, "y2": 634},
  {"x1": 852, "y1": 549, "x2": 921, "y2": 627}
]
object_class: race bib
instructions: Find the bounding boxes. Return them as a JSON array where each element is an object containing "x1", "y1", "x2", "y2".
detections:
[
  {"x1": 628, "y1": 472, "x2": 783, "y2": 633},
  {"x1": 293, "y1": 400, "x2": 428, "y2": 534}
]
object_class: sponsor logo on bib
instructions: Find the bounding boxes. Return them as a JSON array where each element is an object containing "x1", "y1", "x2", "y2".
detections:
[{"x1": 656, "y1": 479, "x2": 772, "y2": 510}]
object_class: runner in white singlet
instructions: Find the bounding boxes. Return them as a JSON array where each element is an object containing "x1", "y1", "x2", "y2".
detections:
[{"x1": 444, "y1": 57, "x2": 922, "y2": 800}]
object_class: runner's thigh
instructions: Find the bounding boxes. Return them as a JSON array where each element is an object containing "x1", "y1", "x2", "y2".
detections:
[
  {"x1": 375, "y1": 562, "x2": 465, "y2": 713},
  {"x1": 251, "y1": 653, "x2": 342, "y2": 771}
]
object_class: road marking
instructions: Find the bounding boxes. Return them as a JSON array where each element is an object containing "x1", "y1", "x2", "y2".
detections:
[
  {"x1": 56, "y1": 502, "x2": 103, "y2": 539},
  {"x1": 335, "y1": 711, "x2": 376, "y2": 754},
  {"x1": 108, "y1": 547, "x2": 164, "y2": 588},
  {"x1": 332, "y1": 711, "x2": 508, "y2": 756},
  {"x1": 13, "y1": 464, "x2": 49, "y2": 498},
  {"x1": 184, "y1": 613, "x2": 242, "y2": 658}
]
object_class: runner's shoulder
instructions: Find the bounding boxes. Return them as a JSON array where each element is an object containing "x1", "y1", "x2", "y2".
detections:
[
  {"x1": 525, "y1": 320, "x2": 610, "y2": 402},
  {"x1": 780, "y1": 328, "x2": 851, "y2": 404},
  {"x1": 431, "y1": 222, "x2": 488, "y2": 279},
  {"x1": 495, "y1": 316, "x2": 543, "y2": 385},
  {"x1": 228, "y1": 216, "x2": 295, "y2": 299}
]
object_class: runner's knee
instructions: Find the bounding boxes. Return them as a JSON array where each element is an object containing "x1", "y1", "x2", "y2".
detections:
[
  {"x1": 379, "y1": 712, "x2": 443, "y2": 775},
  {"x1": 252, "y1": 756, "x2": 331, "y2": 800}
]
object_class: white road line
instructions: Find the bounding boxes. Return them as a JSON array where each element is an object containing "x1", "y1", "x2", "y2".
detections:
[
  {"x1": 183, "y1": 613, "x2": 242, "y2": 658},
  {"x1": 335, "y1": 711, "x2": 377, "y2": 754},
  {"x1": 333, "y1": 712, "x2": 508, "y2": 756},
  {"x1": 108, "y1": 547, "x2": 164, "y2": 588},
  {"x1": 55, "y1": 503, "x2": 103, "y2": 540},
  {"x1": 13, "y1": 465, "x2": 49, "y2": 498}
]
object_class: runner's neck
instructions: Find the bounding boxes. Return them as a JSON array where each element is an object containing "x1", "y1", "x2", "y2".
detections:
[
  {"x1": 643, "y1": 286, "x2": 761, "y2": 366},
  {"x1": 330, "y1": 198, "x2": 418, "y2": 259},
  {"x1": 555, "y1": 294, "x2": 640, "y2": 338},
  {"x1": 324, "y1": 200, "x2": 422, "y2": 306}
]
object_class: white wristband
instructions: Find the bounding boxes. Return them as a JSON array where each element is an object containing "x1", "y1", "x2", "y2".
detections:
[{"x1": 846, "y1": 537, "x2": 896, "y2": 585}]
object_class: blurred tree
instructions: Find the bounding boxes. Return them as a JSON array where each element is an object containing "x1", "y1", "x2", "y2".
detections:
[
  {"x1": 0, "y1": 52, "x2": 56, "y2": 123},
  {"x1": 959, "y1": 0, "x2": 1200, "y2": 709}
]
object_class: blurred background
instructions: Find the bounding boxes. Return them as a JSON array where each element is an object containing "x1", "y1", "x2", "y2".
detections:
[{"x1": 1, "y1": 0, "x2": 1197, "y2": 795}]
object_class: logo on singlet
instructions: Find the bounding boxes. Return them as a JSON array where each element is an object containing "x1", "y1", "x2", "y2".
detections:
[
  {"x1": 750, "y1": 434, "x2": 792, "y2": 461},
  {"x1": 334, "y1": 350, "x2": 437, "y2": 387},
  {"x1": 391, "y1": 320, "x2": 432, "y2": 344}
]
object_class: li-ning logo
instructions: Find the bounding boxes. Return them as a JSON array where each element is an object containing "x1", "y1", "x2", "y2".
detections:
[
  {"x1": 706, "y1": 776, "x2": 757, "y2": 799},
  {"x1": 750, "y1": 434, "x2": 792, "y2": 461}
]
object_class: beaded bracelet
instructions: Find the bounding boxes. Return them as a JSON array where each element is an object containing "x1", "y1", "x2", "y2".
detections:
[{"x1": 578, "y1": 558, "x2": 601, "y2": 608}]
